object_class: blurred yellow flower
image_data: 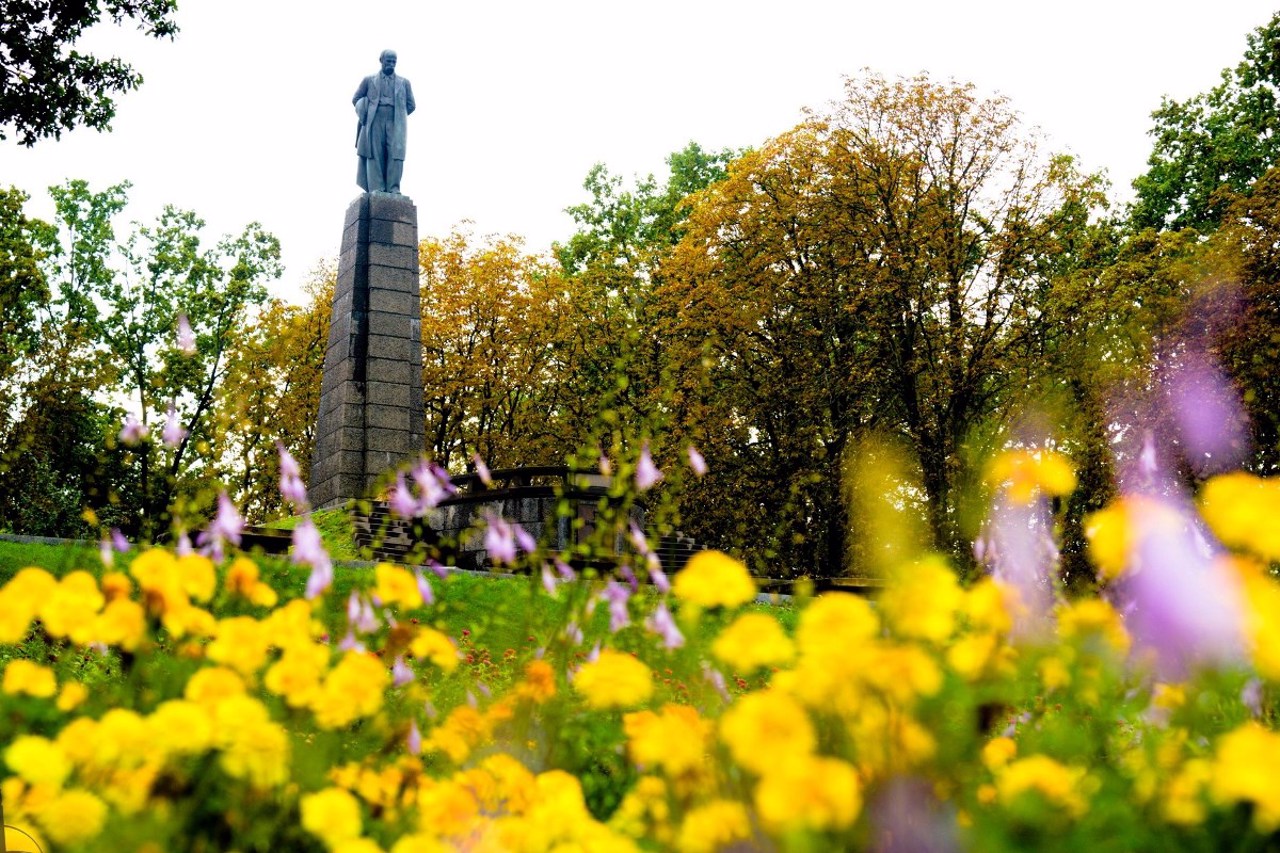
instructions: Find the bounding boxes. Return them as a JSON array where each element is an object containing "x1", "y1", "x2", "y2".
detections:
[
  {"x1": 207, "y1": 616, "x2": 273, "y2": 677},
  {"x1": 711, "y1": 612, "x2": 794, "y2": 671},
  {"x1": 175, "y1": 552, "x2": 216, "y2": 602},
  {"x1": 0, "y1": 567, "x2": 57, "y2": 643},
  {"x1": 34, "y1": 788, "x2": 107, "y2": 846},
  {"x1": 56, "y1": 681, "x2": 88, "y2": 713},
  {"x1": 676, "y1": 799, "x2": 752, "y2": 853},
  {"x1": 148, "y1": 699, "x2": 215, "y2": 757},
  {"x1": 987, "y1": 448, "x2": 1077, "y2": 505},
  {"x1": 184, "y1": 666, "x2": 247, "y2": 703},
  {"x1": 996, "y1": 755, "x2": 1089, "y2": 818},
  {"x1": 5, "y1": 736, "x2": 70, "y2": 787},
  {"x1": 1163, "y1": 758, "x2": 1211, "y2": 826},
  {"x1": 3, "y1": 660, "x2": 56, "y2": 698},
  {"x1": 1201, "y1": 471, "x2": 1280, "y2": 562},
  {"x1": 410, "y1": 627, "x2": 459, "y2": 672},
  {"x1": 720, "y1": 689, "x2": 815, "y2": 775},
  {"x1": 515, "y1": 659, "x2": 557, "y2": 703},
  {"x1": 623, "y1": 703, "x2": 709, "y2": 776},
  {"x1": 1058, "y1": 598, "x2": 1130, "y2": 655},
  {"x1": 93, "y1": 598, "x2": 147, "y2": 651},
  {"x1": 755, "y1": 753, "x2": 861, "y2": 833},
  {"x1": 313, "y1": 651, "x2": 389, "y2": 729},
  {"x1": 40, "y1": 571, "x2": 104, "y2": 643},
  {"x1": 1210, "y1": 722, "x2": 1280, "y2": 831},
  {"x1": 375, "y1": 563, "x2": 423, "y2": 609},
  {"x1": 573, "y1": 650, "x2": 653, "y2": 710},
  {"x1": 879, "y1": 556, "x2": 963, "y2": 642},
  {"x1": 983, "y1": 736, "x2": 1018, "y2": 770},
  {"x1": 672, "y1": 550, "x2": 756, "y2": 608},
  {"x1": 797, "y1": 592, "x2": 878, "y2": 655},
  {"x1": 302, "y1": 786, "x2": 363, "y2": 849}
]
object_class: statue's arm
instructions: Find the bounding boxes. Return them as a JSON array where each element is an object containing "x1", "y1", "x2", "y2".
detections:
[
  {"x1": 405, "y1": 80, "x2": 416, "y2": 115},
  {"x1": 353, "y1": 76, "x2": 369, "y2": 107}
]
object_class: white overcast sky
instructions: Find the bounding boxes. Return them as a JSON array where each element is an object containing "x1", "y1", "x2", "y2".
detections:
[{"x1": 0, "y1": 1, "x2": 1274, "y2": 302}]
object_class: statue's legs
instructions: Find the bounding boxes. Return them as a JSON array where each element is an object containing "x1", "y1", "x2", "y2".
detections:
[
  {"x1": 385, "y1": 159, "x2": 404, "y2": 194},
  {"x1": 366, "y1": 105, "x2": 394, "y2": 192}
]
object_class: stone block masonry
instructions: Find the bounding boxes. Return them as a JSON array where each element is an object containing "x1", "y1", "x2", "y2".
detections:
[{"x1": 309, "y1": 194, "x2": 425, "y2": 509}]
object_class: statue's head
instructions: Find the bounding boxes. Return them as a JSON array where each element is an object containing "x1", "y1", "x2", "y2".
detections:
[{"x1": 379, "y1": 50, "x2": 398, "y2": 75}]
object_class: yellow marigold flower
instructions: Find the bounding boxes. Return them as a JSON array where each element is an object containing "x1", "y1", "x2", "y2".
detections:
[
  {"x1": 410, "y1": 627, "x2": 459, "y2": 672},
  {"x1": 148, "y1": 699, "x2": 215, "y2": 757},
  {"x1": 1164, "y1": 758, "x2": 1211, "y2": 826},
  {"x1": 390, "y1": 834, "x2": 449, "y2": 853},
  {"x1": 214, "y1": 695, "x2": 290, "y2": 788},
  {"x1": 609, "y1": 776, "x2": 671, "y2": 844},
  {"x1": 996, "y1": 755, "x2": 1090, "y2": 819},
  {"x1": 1083, "y1": 501, "x2": 1131, "y2": 580},
  {"x1": 265, "y1": 644, "x2": 330, "y2": 708},
  {"x1": 987, "y1": 448, "x2": 1077, "y2": 505},
  {"x1": 0, "y1": 567, "x2": 57, "y2": 642},
  {"x1": 755, "y1": 753, "x2": 861, "y2": 833},
  {"x1": 1235, "y1": 565, "x2": 1280, "y2": 680},
  {"x1": 131, "y1": 548, "x2": 186, "y2": 610},
  {"x1": 676, "y1": 799, "x2": 752, "y2": 853},
  {"x1": 88, "y1": 709, "x2": 151, "y2": 770},
  {"x1": 100, "y1": 571, "x2": 133, "y2": 601},
  {"x1": 515, "y1": 659, "x2": 557, "y2": 703},
  {"x1": 623, "y1": 704, "x2": 708, "y2": 776},
  {"x1": 264, "y1": 598, "x2": 322, "y2": 651},
  {"x1": 573, "y1": 650, "x2": 653, "y2": 710},
  {"x1": 40, "y1": 571, "x2": 104, "y2": 642},
  {"x1": 162, "y1": 602, "x2": 216, "y2": 638},
  {"x1": 711, "y1": 612, "x2": 794, "y2": 671},
  {"x1": 477, "y1": 754, "x2": 536, "y2": 814},
  {"x1": 34, "y1": 787, "x2": 107, "y2": 846},
  {"x1": 1201, "y1": 471, "x2": 1280, "y2": 563},
  {"x1": 302, "y1": 786, "x2": 363, "y2": 849},
  {"x1": 417, "y1": 777, "x2": 480, "y2": 838},
  {"x1": 672, "y1": 550, "x2": 756, "y2": 608},
  {"x1": 3, "y1": 660, "x2": 56, "y2": 698},
  {"x1": 1039, "y1": 656, "x2": 1071, "y2": 691},
  {"x1": 176, "y1": 553, "x2": 216, "y2": 602},
  {"x1": 964, "y1": 578, "x2": 1014, "y2": 634},
  {"x1": 207, "y1": 616, "x2": 272, "y2": 677},
  {"x1": 796, "y1": 592, "x2": 878, "y2": 658},
  {"x1": 5, "y1": 736, "x2": 70, "y2": 787},
  {"x1": 983, "y1": 736, "x2": 1018, "y2": 771},
  {"x1": 862, "y1": 643, "x2": 943, "y2": 704},
  {"x1": 720, "y1": 689, "x2": 815, "y2": 775},
  {"x1": 92, "y1": 597, "x2": 148, "y2": 651},
  {"x1": 1057, "y1": 597, "x2": 1130, "y2": 655},
  {"x1": 425, "y1": 705, "x2": 491, "y2": 764},
  {"x1": 312, "y1": 651, "x2": 389, "y2": 729},
  {"x1": 56, "y1": 681, "x2": 88, "y2": 713},
  {"x1": 375, "y1": 563, "x2": 423, "y2": 610},
  {"x1": 879, "y1": 556, "x2": 963, "y2": 642},
  {"x1": 1210, "y1": 722, "x2": 1280, "y2": 831},
  {"x1": 185, "y1": 666, "x2": 247, "y2": 703},
  {"x1": 947, "y1": 632, "x2": 999, "y2": 680},
  {"x1": 847, "y1": 702, "x2": 936, "y2": 775},
  {"x1": 1152, "y1": 682, "x2": 1186, "y2": 712},
  {"x1": 225, "y1": 557, "x2": 279, "y2": 608}
]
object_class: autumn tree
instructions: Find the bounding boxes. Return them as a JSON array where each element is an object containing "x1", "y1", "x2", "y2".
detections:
[
  {"x1": 1, "y1": 0, "x2": 179, "y2": 144},
  {"x1": 419, "y1": 228, "x2": 576, "y2": 470},
  {"x1": 1131, "y1": 12, "x2": 1280, "y2": 232},
  {"x1": 659, "y1": 73, "x2": 1107, "y2": 575}
]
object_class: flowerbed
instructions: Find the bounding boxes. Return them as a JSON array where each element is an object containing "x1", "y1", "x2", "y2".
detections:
[{"x1": 1, "y1": 451, "x2": 1280, "y2": 851}]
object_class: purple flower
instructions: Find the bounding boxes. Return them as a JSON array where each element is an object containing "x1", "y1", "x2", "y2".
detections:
[
  {"x1": 649, "y1": 560, "x2": 670, "y2": 595},
  {"x1": 407, "y1": 720, "x2": 422, "y2": 755},
  {"x1": 1167, "y1": 349, "x2": 1248, "y2": 476},
  {"x1": 618, "y1": 563, "x2": 638, "y2": 593},
  {"x1": 979, "y1": 494, "x2": 1057, "y2": 639},
  {"x1": 554, "y1": 558, "x2": 576, "y2": 582},
  {"x1": 99, "y1": 538, "x2": 113, "y2": 569},
  {"x1": 354, "y1": 595, "x2": 380, "y2": 634},
  {"x1": 687, "y1": 444, "x2": 708, "y2": 476},
  {"x1": 635, "y1": 441, "x2": 663, "y2": 491},
  {"x1": 515, "y1": 525, "x2": 537, "y2": 555},
  {"x1": 414, "y1": 567, "x2": 434, "y2": 606},
  {"x1": 175, "y1": 530, "x2": 194, "y2": 556},
  {"x1": 598, "y1": 452, "x2": 613, "y2": 477},
  {"x1": 628, "y1": 521, "x2": 649, "y2": 555},
  {"x1": 198, "y1": 492, "x2": 243, "y2": 560},
  {"x1": 413, "y1": 459, "x2": 456, "y2": 508},
  {"x1": 337, "y1": 630, "x2": 365, "y2": 653},
  {"x1": 1114, "y1": 497, "x2": 1245, "y2": 679},
  {"x1": 646, "y1": 602, "x2": 684, "y2": 649},
  {"x1": 392, "y1": 656, "x2": 414, "y2": 687},
  {"x1": 293, "y1": 517, "x2": 334, "y2": 599},
  {"x1": 427, "y1": 559, "x2": 449, "y2": 580},
  {"x1": 389, "y1": 473, "x2": 418, "y2": 519},
  {"x1": 473, "y1": 453, "x2": 493, "y2": 486},
  {"x1": 111, "y1": 528, "x2": 130, "y2": 553},
  {"x1": 277, "y1": 442, "x2": 308, "y2": 510},
  {"x1": 176, "y1": 313, "x2": 197, "y2": 356},
  {"x1": 484, "y1": 512, "x2": 517, "y2": 566},
  {"x1": 541, "y1": 562, "x2": 558, "y2": 596},
  {"x1": 602, "y1": 580, "x2": 631, "y2": 632},
  {"x1": 565, "y1": 621, "x2": 583, "y2": 645},
  {"x1": 119, "y1": 413, "x2": 148, "y2": 446},
  {"x1": 347, "y1": 590, "x2": 362, "y2": 623},
  {"x1": 162, "y1": 402, "x2": 186, "y2": 449},
  {"x1": 702, "y1": 664, "x2": 731, "y2": 703}
]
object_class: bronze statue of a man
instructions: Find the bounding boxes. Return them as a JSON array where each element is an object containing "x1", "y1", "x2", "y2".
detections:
[{"x1": 354, "y1": 49, "x2": 416, "y2": 194}]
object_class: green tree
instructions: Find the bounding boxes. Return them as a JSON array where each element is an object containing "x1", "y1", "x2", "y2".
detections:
[
  {"x1": 1131, "y1": 13, "x2": 1280, "y2": 232},
  {"x1": 0, "y1": 0, "x2": 179, "y2": 145}
]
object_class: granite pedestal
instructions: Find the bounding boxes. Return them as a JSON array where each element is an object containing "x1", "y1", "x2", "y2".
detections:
[{"x1": 309, "y1": 193, "x2": 425, "y2": 509}]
